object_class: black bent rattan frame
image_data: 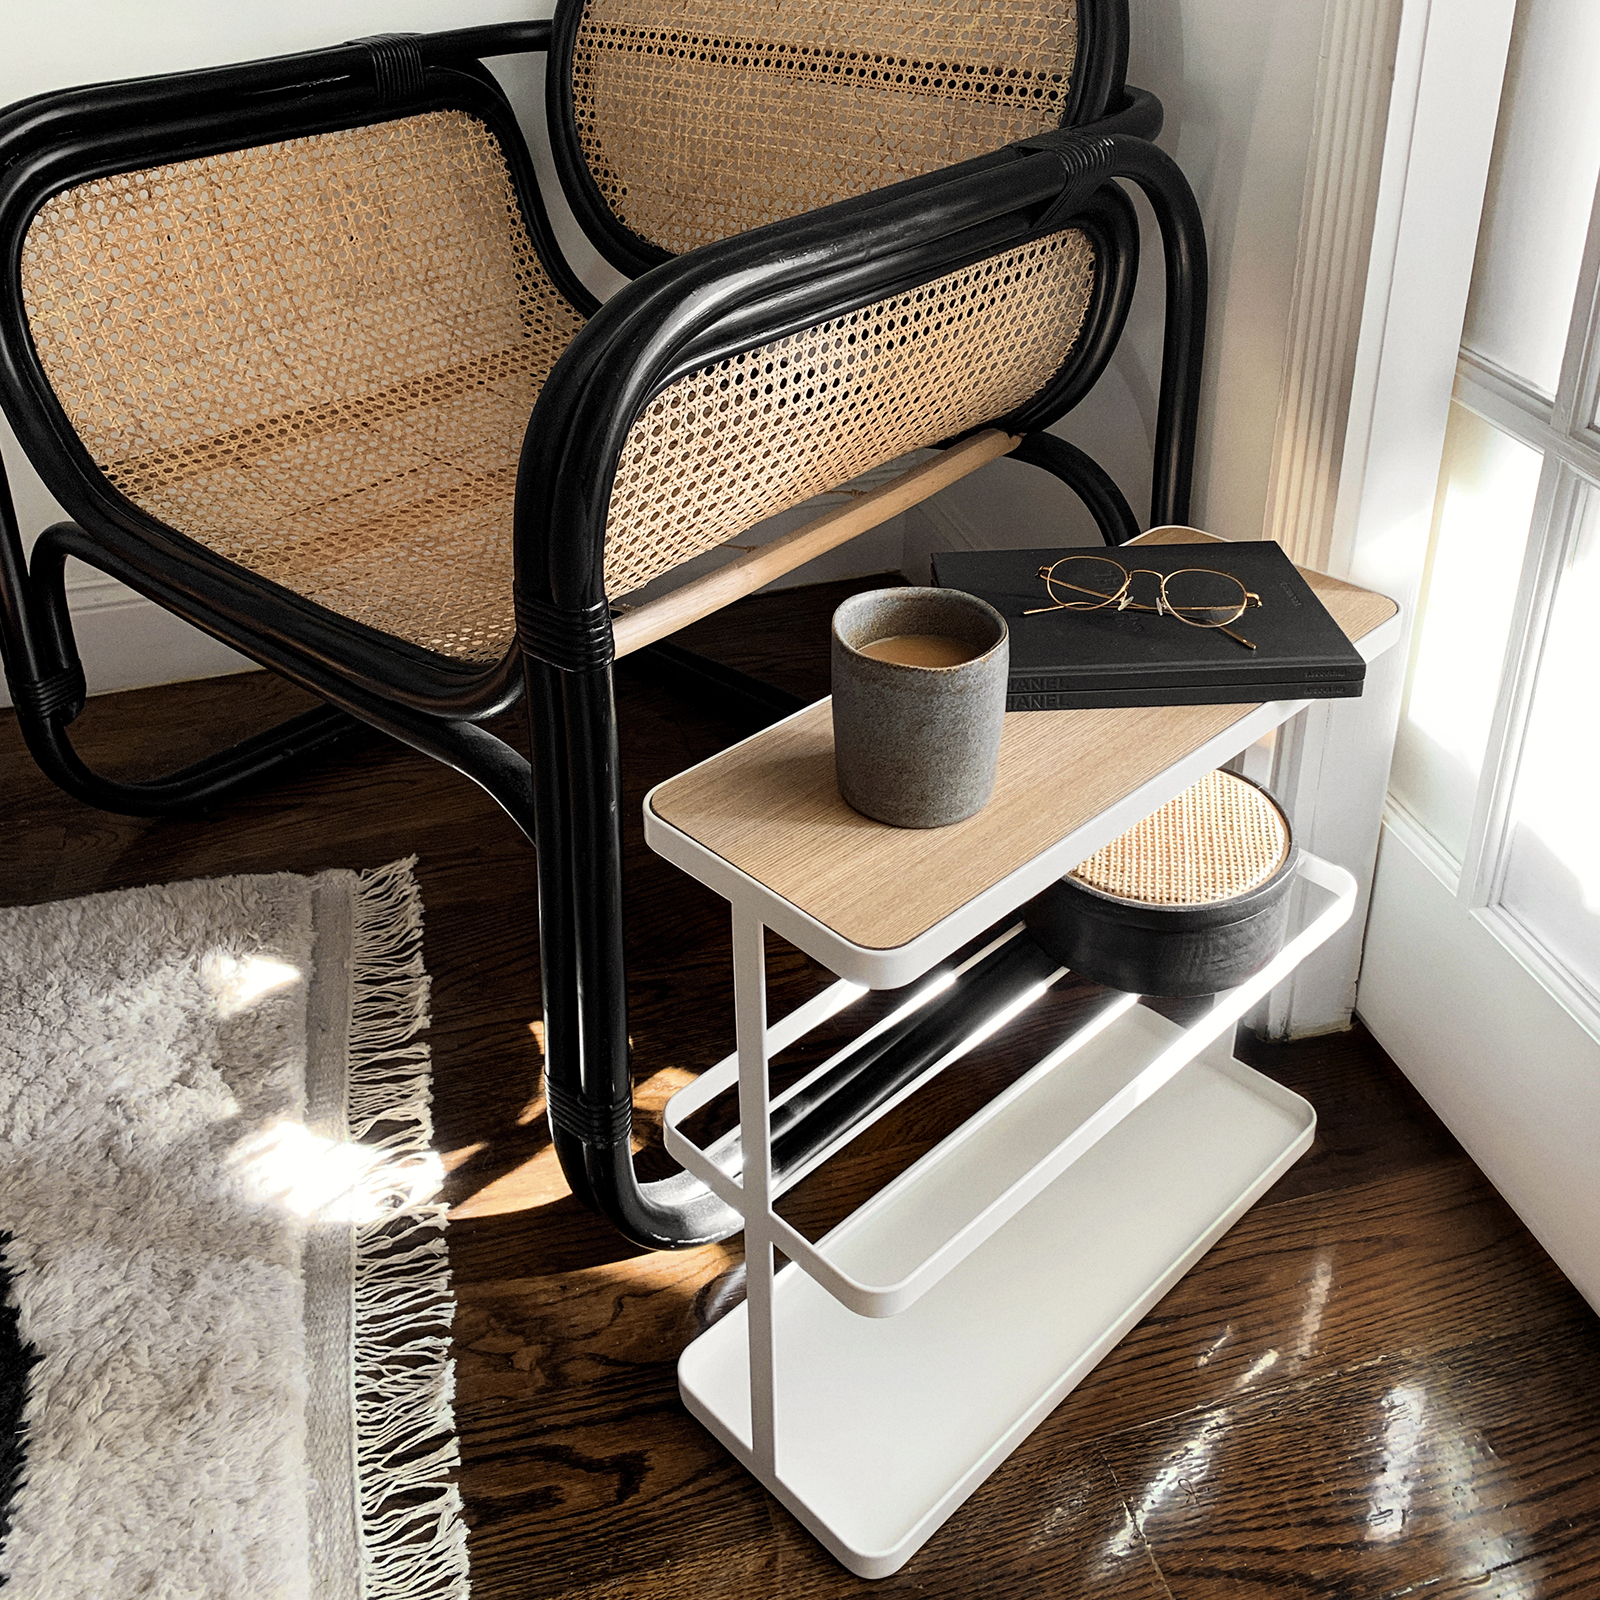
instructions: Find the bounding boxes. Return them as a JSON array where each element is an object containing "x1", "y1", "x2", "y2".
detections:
[{"x1": 0, "y1": 14, "x2": 1206, "y2": 1249}]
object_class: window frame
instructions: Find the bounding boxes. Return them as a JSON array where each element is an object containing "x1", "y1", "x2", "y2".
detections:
[{"x1": 1440, "y1": 171, "x2": 1600, "y2": 1028}]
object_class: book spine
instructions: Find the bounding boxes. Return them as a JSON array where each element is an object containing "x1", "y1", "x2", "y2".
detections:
[
  {"x1": 1007, "y1": 666, "x2": 1363, "y2": 694},
  {"x1": 1006, "y1": 680, "x2": 1363, "y2": 712}
]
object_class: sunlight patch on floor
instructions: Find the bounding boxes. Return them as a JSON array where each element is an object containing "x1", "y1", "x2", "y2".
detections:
[
  {"x1": 447, "y1": 1066, "x2": 700, "y2": 1220},
  {"x1": 201, "y1": 950, "x2": 301, "y2": 1018},
  {"x1": 231, "y1": 1118, "x2": 443, "y2": 1222}
]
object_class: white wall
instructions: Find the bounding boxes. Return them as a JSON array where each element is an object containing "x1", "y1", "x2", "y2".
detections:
[{"x1": 907, "y1": 0, "x2": 1329, "y2": 569}]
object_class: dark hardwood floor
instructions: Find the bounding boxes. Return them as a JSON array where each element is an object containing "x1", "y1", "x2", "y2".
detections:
[{"x1": 2, "y1": 578, "x2": 1597, "y2": 1599}]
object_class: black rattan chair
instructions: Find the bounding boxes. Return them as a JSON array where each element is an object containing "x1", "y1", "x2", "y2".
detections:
[{"x1": 0, "y1": 3, "x2": 1205, "y2": 1248}]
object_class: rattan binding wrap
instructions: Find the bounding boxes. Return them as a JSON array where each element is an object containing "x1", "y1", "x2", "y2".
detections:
[
  {"x1": 572, "y1": 0, "x2": 1079, "y2": 252},
  {"x1": 1070, "y1": 770, "x2": 1292, "y2": 907},
  {"x1": 603, "y1": 228, "x2": 1095, "y2": 597},
  {"x1": 21, "y1": 112, "x2": 586, "y2": 663}
]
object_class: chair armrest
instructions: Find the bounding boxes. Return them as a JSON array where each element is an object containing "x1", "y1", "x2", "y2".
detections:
[
  {"x1": 417, "y1": 22, "x2": 553, "y2": 61},
  {"x1": 1017, "y1": 127, "x2": 1207, "y2": 529},
  {"x1": 513, "y1": 130, "x2": 1205, "y2": 667},
  {"x1": 1075, "y1": 86, "x2": 1166, "y2": 142},
  {"x1": 0, "y1": 22, "x2": 552, "y2": 156}
]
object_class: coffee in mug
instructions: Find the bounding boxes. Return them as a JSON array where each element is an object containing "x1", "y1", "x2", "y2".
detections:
[
  {"x1": 831, "y1": 588, "x2": 1009, "y2": 828},
  {"x1": 855, "y1": 634, "x2": 979, "y2": 669}
]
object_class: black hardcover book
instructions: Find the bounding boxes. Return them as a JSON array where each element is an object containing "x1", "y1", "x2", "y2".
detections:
[{"x1": 932, "y1": 542, "x2": 1365, "y2": 711}]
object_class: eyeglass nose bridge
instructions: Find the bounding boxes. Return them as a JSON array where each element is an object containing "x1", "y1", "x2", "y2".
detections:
[{"x1": 1105, "y1": 565, "x2": 1166, "y2": 608}]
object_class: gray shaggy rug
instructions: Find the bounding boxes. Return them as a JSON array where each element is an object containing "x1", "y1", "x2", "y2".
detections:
[{"x1": 0, "y1": 859, "x2": 467, "y2": 1599}]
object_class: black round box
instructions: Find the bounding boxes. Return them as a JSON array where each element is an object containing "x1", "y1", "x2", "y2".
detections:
[{"x1": 1025, "y1": 770, "x2": 1298, "y2": 998}]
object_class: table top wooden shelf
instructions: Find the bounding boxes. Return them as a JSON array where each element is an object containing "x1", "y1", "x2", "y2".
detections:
[{"x1": 644, "y1": 528, "x2": 1399, "y2": 986}]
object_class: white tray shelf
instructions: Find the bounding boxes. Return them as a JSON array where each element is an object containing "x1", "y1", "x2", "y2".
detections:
[
  {"x1": 678, "y1": 1016, "x2": 1316, "y2": 1579},
  {"x1": 663, "y1": 853, "x2": 1353, "y2": 1577}
]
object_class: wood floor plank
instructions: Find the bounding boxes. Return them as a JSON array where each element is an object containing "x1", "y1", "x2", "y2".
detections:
[
  {"x1": 1047, "y1": 1160, "x2": 1588, "y2": 1446},
  {"x1": 1096, "y1": 1317, "x2": 1600, "y2": 1600},
  {"x1": 455, "y1": 1245, "x2": 743, "y2": 1404},
  {"x1": 1385, "y1": 1546, "x2": 1600, "y2": 1600},
  {"x1": 458, "y1": 1366, "x2": 1176, "y2": 1600},
  {"x1": 2, "y1": 572, "x2": 1598, "y2": 1599},
  {"x1": 1235, "y1": 1022, "x2": 1467, "y2": 1205}
]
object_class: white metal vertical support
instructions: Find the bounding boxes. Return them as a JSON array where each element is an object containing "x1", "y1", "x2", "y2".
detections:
[{"x1": 732, "y1": 905, "x2": 777, "y2": 1480}]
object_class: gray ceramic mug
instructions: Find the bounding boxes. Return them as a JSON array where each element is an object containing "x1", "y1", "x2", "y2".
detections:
[{"x1": 831, "y1": 587, "x2": 1009, "y2": 828}]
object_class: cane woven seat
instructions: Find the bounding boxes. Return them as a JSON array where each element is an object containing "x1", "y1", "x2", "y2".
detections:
[
  {"x1": 1068, "y1": 770, "x2": 1292, "y2": 907},
  {"x1": 571, "y1": 0, "x2": 1081, "y2": 252},
  {"x1": 20, "y1": 107, "x2": 1098, "y2": 661},
  {"x1": 21, "y1": 112, "x2": 587, "y2": 663}
]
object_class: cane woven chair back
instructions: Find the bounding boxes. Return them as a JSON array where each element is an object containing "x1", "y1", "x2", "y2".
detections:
[
  {"x1": 603, "y1": 227, "x2": 1096, "y2": 598},
  {"x1": 19, "y1": 110, "x2": 586, "y2": 663},
  {"x1": 18, "y1": 50, "x2": 1102, "y2": 662},
  {"x1": 567, "y1": 0, "x2": 1083, "y2": 253}
]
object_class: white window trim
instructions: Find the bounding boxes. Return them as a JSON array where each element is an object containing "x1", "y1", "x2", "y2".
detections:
[
  {"x1": 1261, "y1": 0, "x2": 1519, "y2": 1038},
  {"x1": 1428, "y1": 171, "x2": 1600, "y2": 1038}
]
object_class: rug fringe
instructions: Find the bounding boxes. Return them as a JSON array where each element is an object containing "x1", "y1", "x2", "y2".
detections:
[{"x1": 348, "y1": 857, "x2": 470, "y2": 1600}]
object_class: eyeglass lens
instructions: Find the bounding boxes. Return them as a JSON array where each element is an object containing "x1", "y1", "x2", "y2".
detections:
[
  {"x1": 1042, "y1": 556, "x2": 1126, "y2": 608},
  {"x1": 1043, "y1": 558, "x2": 1250, "y2": 628},
  {"x1": 1161, "y1": 567, "x2": 1251, "y2": 628}
]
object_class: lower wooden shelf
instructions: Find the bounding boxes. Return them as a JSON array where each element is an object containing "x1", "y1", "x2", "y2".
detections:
[{"x1": 677, "y1": 1010, "x2": 1315, "y2": 1580}]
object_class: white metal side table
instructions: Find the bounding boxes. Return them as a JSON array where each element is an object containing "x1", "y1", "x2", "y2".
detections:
[{"x1": 642, "y1": 531, "x2": 1401, "y2": 1579}]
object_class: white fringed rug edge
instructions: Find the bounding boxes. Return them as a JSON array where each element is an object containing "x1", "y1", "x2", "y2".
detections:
[
  {"x1": 304, "y1": 859, "x2": 469, "y2": 1600},
  {"x1": 0, "y1": 856, "x2": 469, "y2": 1599}
]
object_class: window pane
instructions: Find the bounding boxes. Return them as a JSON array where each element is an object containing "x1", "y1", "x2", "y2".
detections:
[
  {"x1": 1462, "y1": 0, "x2": 1600, "y2": 397},
  {"x1": 1499, "y1": 486, "x2": 1600, "y2": 1000},
  {"x1": 1390, "y1": 404, "x2": 1542, "y2": 860}
]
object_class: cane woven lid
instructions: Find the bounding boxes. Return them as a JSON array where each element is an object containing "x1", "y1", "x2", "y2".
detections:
[{"x1": 1068, "y1": 769, "x2": 1291, "y2": 908}]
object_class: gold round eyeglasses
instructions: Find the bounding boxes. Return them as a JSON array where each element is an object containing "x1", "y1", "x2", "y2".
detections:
[{"x1": 1023, "y1": 555, "x2": 1263, "y2": 650}]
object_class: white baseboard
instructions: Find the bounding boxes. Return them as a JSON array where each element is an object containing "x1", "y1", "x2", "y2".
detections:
[{"x1": 0, "y1": 565, "x2": 259, "y2": 711}]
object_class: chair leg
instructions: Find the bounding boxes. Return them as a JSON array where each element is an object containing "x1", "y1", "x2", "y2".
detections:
[
  {"x1": 15, "y1": 696, "x2": 365, "y2": 818},
  {"x1": 1118, "y1": 140, "x2": 1209, "y2": 529},
  {"x1": 525, "y1": 654, "x2": 742, "y2": 1249},
  {"x1": 0, "y1": 517, "x2": 364, "y2": 816},
  {"x1": 523, "y1": 652, "x2": 1079, "y2": 1253}
]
